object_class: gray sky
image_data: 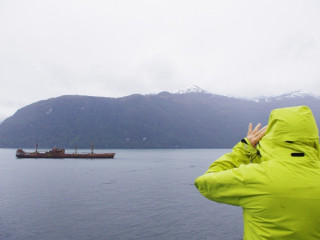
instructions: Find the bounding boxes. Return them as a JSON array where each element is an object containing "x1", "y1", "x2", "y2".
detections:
[{"x1": 1, "y1": 0, "x2": 320, "y2": 120}]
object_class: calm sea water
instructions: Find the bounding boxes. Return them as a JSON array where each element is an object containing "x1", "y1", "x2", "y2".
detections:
[{"x1": 0, "y1": 148, "x2": 243, "y2": 240}]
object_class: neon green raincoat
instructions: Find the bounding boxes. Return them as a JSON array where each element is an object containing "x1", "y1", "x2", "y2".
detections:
[{"x1": 195, "y1": 106, "x2": 320, "y2": 240}]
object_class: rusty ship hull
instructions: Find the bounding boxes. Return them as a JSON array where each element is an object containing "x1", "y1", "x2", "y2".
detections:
[{"x1": 16, "y1": 148, "x2": 115, "y2": 159}]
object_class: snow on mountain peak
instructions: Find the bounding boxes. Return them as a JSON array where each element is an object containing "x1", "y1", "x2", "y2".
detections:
[
  {"x1": 252, "y1": 90, "x2": 320, "y2": 102},
  {"x1": 281, "y1": 90, "x2": 316, "y2": 98},
  {"x1": 172, "y1": 85, "x2": 208, "y2": 94}
]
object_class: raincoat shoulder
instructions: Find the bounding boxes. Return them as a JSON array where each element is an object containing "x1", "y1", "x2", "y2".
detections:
[{"x1": 195, "y1": 138, "x2": 265, "y2": 206}]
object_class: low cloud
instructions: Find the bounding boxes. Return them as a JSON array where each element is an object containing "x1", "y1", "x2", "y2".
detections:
[{"x1": 0, "y1": 0, "x2": 320, "y2": 117}]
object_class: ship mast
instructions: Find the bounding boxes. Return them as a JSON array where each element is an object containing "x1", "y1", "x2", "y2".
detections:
[
  {"x1": 91, "y1": 143, "x2": 94, "y2": 154},
  {"x1": 36, "y1": 143, "x2": 38, "y2": 153}
]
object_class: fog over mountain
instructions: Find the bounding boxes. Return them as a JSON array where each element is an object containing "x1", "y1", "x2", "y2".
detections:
[{"x1": 1, "y1": 87, "x2": 319, "y2": 149}]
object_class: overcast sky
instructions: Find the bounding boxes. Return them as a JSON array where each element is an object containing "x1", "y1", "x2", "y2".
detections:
[{"x1": 1, "y1": 0, "x2": 320, "y2": 120}]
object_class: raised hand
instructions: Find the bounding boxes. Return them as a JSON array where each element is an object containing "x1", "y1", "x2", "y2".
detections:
[{"x1": 246, "y1": 123, "x2": 267, "y2": 147}]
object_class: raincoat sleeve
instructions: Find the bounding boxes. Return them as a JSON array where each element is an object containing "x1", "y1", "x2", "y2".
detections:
[
  {"x1": 205, "y1": 138, "x2": 260, "y2": 173},
  {"x1": 194, "y1": 138, "x2": 261, "y2": 206}
]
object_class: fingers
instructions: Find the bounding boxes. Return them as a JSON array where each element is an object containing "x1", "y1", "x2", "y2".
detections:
[
  {"x1": 256, "y1": 126, "x2": 268, "y2": 142},
  {"x1": 251, "y1": 123, "x2": 267, "y2": 138},
  {"x1": 247, "y1": 123, "x2": 253, "y2": 136},
  {"x1": 246, "y1": 123, "x2": 268, "y2": 147},
  {"x1": 258, "y1": 125, "x2": 268, "y2": 137},
  {"x1": 247, "y1": 123, "x2": 252, "y2": 136},
  {"x1": 252, "y1": 123, "x2": 262, "y2": 133}
]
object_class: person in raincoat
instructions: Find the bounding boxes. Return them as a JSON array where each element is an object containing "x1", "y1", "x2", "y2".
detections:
[{"x1": 195, "y1": 105, "x2": 320, "y2": 240}]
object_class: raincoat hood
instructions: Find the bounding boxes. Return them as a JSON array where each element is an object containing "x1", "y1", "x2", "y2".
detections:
[{"x1": 257, "y1": 105, "x2": 320, "y2": 162}]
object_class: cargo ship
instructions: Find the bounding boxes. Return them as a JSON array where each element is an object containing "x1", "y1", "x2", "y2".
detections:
[{"x1": 16, "y1": 144, "x2": 115, "y2": 159}]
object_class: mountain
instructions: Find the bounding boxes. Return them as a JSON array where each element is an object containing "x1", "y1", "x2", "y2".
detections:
[
  {"x1": 1, "y1": 88, "x2": 320, "y2": 149},
  {"x1": 171, "y1": 85, "x2": 209, "y2": 94}
]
